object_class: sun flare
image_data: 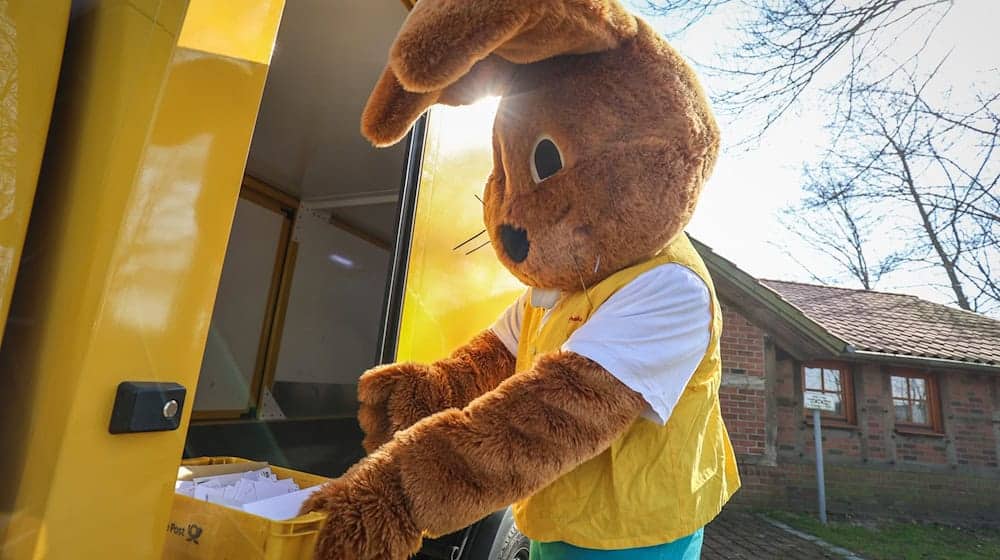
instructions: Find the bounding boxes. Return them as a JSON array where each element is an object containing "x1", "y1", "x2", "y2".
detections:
[{"x1": 434, "y1": 96, "x2": 501, "y2": 155}]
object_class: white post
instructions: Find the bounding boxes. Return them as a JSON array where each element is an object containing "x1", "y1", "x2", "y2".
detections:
[{"x1": 813, "y1": 408, "x2": 827, "y2": 524}]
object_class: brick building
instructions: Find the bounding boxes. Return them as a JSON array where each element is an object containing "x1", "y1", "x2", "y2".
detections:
[{"x1": 693, "y1": 239, "x2": 1000, "y2": 525}]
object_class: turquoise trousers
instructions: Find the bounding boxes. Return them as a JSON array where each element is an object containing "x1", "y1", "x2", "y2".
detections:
[{"x1": 529, "y1": 529, "x2": 703, "y2": 560}]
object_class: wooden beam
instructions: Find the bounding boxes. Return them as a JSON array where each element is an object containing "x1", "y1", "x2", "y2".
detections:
[
  {"x1": 329, "y1": 214, "x2": 392, "y2": 251},
  {"x1": 243, "y1": 174, "x2": 298, "y2": 210},
  {"x1": 302, "y1": 190, "x2": 399, "y2": 209}
]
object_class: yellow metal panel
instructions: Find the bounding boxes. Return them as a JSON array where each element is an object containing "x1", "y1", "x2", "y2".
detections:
[
  {"x1": 177, "y1": 0, "x2": 284, "y2": 65},
  {"x1": 0, "y1": 1, "x2": 71, "y2": 344},
  {"x1": 396, "y1": 100, "x2": 524, "y2": 363},
  {"x1": 0, "y1": 0, "x2": 283, "y2": 558}
]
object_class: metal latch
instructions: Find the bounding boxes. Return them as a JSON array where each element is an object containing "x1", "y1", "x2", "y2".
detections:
[{"x1": 108, "y1": 381, "x2": 186, "y2": 434}]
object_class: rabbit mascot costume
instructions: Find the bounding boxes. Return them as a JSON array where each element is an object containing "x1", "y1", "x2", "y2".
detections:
[{"x1": 300, "y1": 1, "x2": 741, "y2": 558}]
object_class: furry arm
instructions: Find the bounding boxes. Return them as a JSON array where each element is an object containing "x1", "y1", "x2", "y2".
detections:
[
  {"x1": 303, "y1": 351, "x2": 647, "y2": 560},
  {"x1": 357, "y1": 330, "x2": 516, "y2": 452}
]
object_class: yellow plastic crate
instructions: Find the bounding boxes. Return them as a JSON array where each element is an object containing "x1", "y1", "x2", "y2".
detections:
[{"x1": 163, "y1": 457, "x2": 330, "y2": 560}]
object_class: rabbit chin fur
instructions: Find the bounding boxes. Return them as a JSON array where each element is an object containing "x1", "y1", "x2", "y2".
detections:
[{"x1": 303, "y1": 2, "x2": 722, "y2": 559}]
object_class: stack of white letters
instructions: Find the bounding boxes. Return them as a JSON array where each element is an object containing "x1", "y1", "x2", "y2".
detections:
[{"x1": 175, "y1": 462, "x2": 323, "y2": 521}]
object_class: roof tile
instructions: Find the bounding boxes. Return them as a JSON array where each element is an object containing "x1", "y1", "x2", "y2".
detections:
[{"x1": 760, "y1": 280, "x2": 1000, "y2": 367}]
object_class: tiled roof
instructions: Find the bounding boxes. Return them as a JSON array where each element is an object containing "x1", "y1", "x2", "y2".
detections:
[{"x1": 760, "y1": 280, "x2": 1000, "y2": 368}]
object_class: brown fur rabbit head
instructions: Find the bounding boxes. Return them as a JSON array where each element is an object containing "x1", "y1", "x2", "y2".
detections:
[{"x1": 363, "y1": 0, "x2": 720, "y2": 291}]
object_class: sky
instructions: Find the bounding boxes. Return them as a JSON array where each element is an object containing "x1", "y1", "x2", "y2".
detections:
[{"x1": 627, "y1": 0, "x2": 999, "y2": 311}]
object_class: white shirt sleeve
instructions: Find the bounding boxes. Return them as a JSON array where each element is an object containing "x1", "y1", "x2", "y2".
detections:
[
  {"x1": 562, "y1": 264, "x2": 712, "y2": 425},
  {"x1": 490, "y1": 290, "x2": 528, "y2": 356}
]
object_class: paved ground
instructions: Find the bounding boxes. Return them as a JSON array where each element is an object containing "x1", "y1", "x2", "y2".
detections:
[{"x1": 703, "y1": 510, "x2": 857, "y2": 559}]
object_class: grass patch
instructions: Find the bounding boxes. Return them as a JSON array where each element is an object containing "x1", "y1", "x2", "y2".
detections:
[{"x1": 764, "y1": 511, "x2": 1000, "y2": 560}]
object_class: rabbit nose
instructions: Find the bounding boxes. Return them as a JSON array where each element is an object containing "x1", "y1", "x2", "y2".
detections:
[{"x1": 500, "y1": 225, "x2": 529, "y2": 263}]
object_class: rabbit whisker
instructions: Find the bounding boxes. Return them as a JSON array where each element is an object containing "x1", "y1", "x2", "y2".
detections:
[
  {"x1": 453, "y1": 229, "x2": 487, "y2": 251},
  {"x1": 465, "y1": 239, "x2": 492, "y2": 255}
]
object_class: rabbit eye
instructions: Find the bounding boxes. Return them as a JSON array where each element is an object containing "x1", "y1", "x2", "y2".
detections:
[{"x1": 531, "y1": 137, "x2": 563, "y2": 183}]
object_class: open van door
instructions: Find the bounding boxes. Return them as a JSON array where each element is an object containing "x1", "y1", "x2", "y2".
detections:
[
  {"x1": 382, "y1": 103, "x2": 532, "y2": 560},
  {"x1": 0, "y1": 1, "x2": 283, "y2": 557},
  {"x1": 381, "y1": 102, "x2": 525, "y2": 366},
  {"x1": 0, "y1": 2, "x2": 70, "y2": 344},
  {"x1": 0, "y1": 3, "x2": 71, "y2": 549}
]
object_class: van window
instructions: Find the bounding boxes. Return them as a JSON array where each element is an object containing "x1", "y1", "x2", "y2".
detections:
[{"x1": 193, "y1": 185, "x2": 294, "y2": 418}]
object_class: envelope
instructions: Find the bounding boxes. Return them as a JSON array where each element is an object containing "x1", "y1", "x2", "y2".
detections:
[
  {"x1": 242, "y1": 485, "x2": 325, "y2": 521},
  {"x1": 178, "y1": 461, "x2": 269, "y2": 481}
]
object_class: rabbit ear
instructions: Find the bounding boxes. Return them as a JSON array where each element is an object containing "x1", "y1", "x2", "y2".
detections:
[
  {"x1": 389, "y1": 0, "x2": 638, "y2": 93},
  {"x1": 361, "y1": 67, "x2": 438, "y2": 147},
  {"x1": 362, "y1": 55, "x2": 516, "y2": 147},
  {"x1": 362, "y1": 1, "x2": 638, "y2": 146}
]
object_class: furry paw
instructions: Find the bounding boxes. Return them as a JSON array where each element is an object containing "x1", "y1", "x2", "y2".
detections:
[
  {"x1": 297, "y1": 488, "x2": 331, "y2": 517},
  {"x1": 357, "y1": 362, "x2": 444, "y2": 453},
  {"x1": 301, "y1": 462, "x2": 422, "y2": 560}
]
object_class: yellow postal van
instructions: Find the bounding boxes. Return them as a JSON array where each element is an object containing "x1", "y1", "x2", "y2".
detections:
[{"x1": 1, "y1": 1, "x2": 526, "y2": 558}]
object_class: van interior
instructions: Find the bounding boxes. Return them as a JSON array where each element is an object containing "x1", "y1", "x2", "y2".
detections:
[{"x1": 182, "y1": 1, "x2": 411, "y2": 478}]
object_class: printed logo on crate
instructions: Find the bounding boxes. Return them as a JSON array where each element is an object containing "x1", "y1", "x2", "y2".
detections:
[
  {"x1": 164, "y1": 508, "x2": 225, "y2": 556},
  {"x1": 167, "y1": 521, "x2": 204, "y2": 544}
]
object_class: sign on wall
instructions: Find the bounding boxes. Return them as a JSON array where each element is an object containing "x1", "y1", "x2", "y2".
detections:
[{"x1": 804, "y1": 391, "x2": 837, "y2": 412}]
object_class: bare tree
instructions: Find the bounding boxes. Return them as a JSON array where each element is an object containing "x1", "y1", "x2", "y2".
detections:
[
  {"x1": 778, "y1": 166, "x2": 910, "y2": 290},
  {"x1": 914, "y1": 86, "x2": 1000, "y2": 312},
  {"x1": 643, "y1": 0, "x2": 953, "y2": 134},
  {"x1": 792, "y1": 68, "x2": 999, "y2": 313}
]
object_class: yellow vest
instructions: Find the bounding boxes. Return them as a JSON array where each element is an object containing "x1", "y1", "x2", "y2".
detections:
[{"x1": 511, "y1": 234, "x2": 740, "y2": 549}]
